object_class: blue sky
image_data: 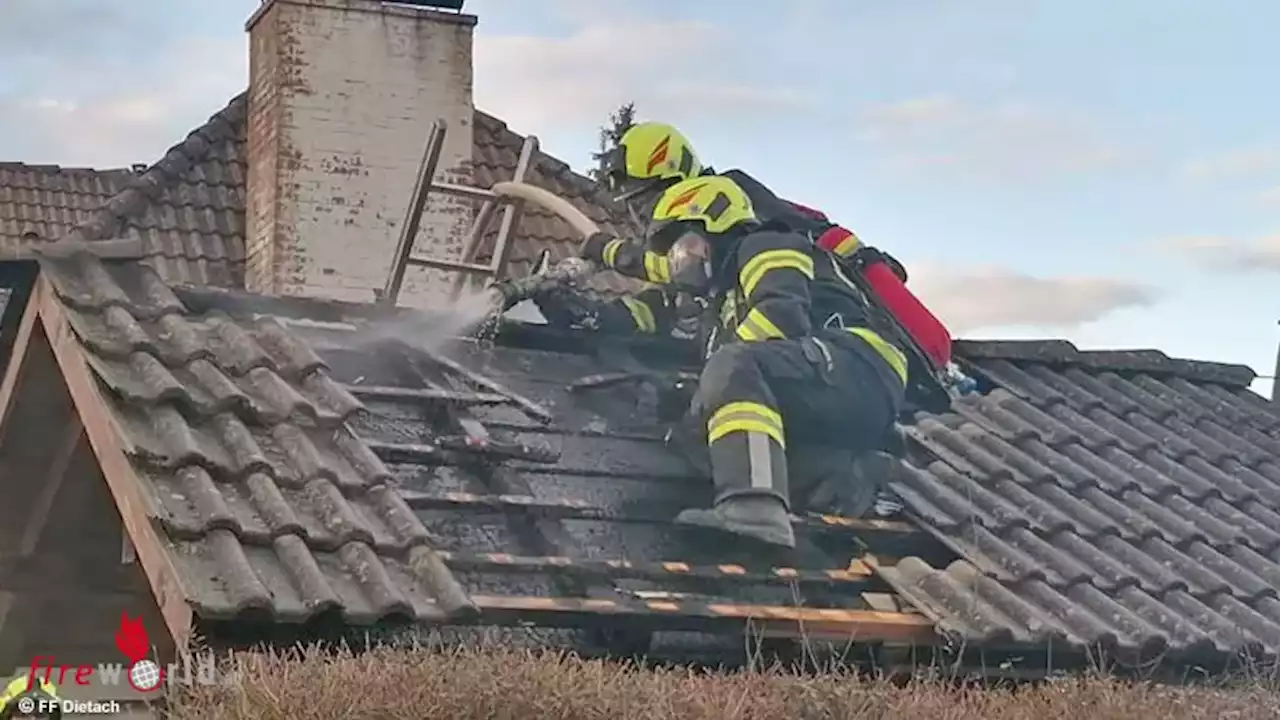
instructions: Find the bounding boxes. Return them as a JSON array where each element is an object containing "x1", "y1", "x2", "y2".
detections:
[{"x1": 1, "y1": 0, "x2": 1277, "y2": 395}]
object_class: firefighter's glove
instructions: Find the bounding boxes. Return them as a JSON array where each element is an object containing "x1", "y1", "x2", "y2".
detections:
[{"x1": 580, "y1": 231, "x2": 615, "y2": 266}]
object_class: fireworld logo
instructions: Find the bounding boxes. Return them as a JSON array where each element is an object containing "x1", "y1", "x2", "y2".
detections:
[{"x1": 27, "y1": 613, "x2": 233, "y2": 693}]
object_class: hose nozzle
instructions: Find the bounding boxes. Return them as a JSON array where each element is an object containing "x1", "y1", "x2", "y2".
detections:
[{"x1": 490, "y1": 253, "x2": 596, "y2": 310}]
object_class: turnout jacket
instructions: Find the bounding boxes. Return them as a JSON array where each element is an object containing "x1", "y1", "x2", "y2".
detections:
[
  {"x1": 585, "y1": 168, "x2": 907, "y2": 339},
  {"x1": 587, "y1": 227, "x2": 909, "y2": 386}
]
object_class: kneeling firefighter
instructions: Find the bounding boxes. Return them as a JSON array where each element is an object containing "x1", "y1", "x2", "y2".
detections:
[{"x1": 586, "y1": 175, "x2": 908, "y2": 548}]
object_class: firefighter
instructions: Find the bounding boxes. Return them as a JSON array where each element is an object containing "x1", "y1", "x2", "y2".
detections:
[
  {"x1": 602, "y1": 121, "x2": 871, "y2": 266},
  {"x1": 0, "y1": 675, "x2": 61, "y2": 719},
  {"x1": 583, "y1": 175, "x2": 907, "y2": 548},
  {"x1": 599, "y1": 121, "x2": 953, "y2": 374},
  {"x1": 521, "y1": 120, "x2": 872, "y2": 342}
]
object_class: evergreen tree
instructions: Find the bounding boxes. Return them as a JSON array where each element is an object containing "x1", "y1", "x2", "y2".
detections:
[{"x1": 589, "y1": 102, "x2": 636, "y2": 184}]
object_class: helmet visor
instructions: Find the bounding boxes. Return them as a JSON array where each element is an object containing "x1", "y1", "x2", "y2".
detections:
[{"x1": 664, "y1": 227, "x2": 713, "y2": 292}]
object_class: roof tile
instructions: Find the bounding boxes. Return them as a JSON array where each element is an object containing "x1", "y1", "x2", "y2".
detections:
[
  {"x1": 882, "y1": 342, "x2": 1280, "y2": 658},
  {"x1": 0, "y1": 162, "x2": 134, "y2": 250}
]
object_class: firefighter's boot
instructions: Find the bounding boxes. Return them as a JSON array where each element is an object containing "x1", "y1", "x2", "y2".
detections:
[
  {"x1": 674, "y1": 496, "x2": 794, "y2": 548},
  {"x1": 675, "y1": 424, "x2": 795, "y2": 548}
]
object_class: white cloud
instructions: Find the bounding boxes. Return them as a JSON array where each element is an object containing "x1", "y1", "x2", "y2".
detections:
[
  {"x1": 1165, "y1": 234, "x2": 1280, "y2": 272},
  {"x1": 0, "y1": 34, "x2": 246, "y2": 167},
  {"x1": 907, "y1": 262, "x2": 1160, "y2": 334},
  {"x1": 855, "y1": 96, "x2": 1128, "y2": 185},
  {"x1": 473, "y1": 21, "x2": 806, "y2": 133},
  {"x1": 0, "y1": 1, "x2": 800, "y2": 169}
]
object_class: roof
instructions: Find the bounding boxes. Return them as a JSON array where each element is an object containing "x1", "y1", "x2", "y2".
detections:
[
  {"x1": 882, "y1": 343, "x2": 1280, "y2": 660},
  {"x1": 0, "y1": 97, "x2": 247, "y2": 287},
  {"x1": 10, "y1": 95, "x2": 634, "y2": 294},
  {"x1": 25, "y1": 243, "x2": 1280, "y2": 671},
  {"x1": 0, "y1": 162, "x2": 134, "y2": 251},
  {"x1": 32, "y1": 249, "x2": 936, "y2": 659}
]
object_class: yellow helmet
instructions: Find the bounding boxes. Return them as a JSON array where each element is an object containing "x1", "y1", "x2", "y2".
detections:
[
  {"x1": 605, "y1": 122, "x2": 703, "y2": 198},
  {"x1": 651, "y1": 176, "x2": 757, "y2": 236}
]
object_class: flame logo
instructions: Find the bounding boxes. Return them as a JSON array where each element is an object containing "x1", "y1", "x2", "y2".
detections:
[{"x1": 114, "y1": 612, "x2": 149, "y2": 663}]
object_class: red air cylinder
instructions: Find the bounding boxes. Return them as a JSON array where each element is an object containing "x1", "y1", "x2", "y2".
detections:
[{"x1": 861, "y1": 259, "x2": 953, "y2": 369}]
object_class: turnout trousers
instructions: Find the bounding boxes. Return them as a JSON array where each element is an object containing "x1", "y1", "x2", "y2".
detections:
[{"x1": 687, "y1": 332, "x2": 905, "y2": 511}]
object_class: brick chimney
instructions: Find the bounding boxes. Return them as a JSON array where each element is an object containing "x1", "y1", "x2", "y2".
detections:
[{"x1": 245, "y1": 0, "x2": 476, "y2": 306}]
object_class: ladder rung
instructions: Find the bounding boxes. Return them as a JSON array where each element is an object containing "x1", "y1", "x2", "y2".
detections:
[{"x1": 406, "y1": 256, "x2": 496, "y2": 274}]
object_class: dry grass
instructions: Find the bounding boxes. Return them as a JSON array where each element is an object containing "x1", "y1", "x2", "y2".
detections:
[{"x1": 163, "y1": 644, "x2": 1280, "y2": 719}]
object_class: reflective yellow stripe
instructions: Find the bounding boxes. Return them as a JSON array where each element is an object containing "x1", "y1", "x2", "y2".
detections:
[
  {"x1": 643, "y1": 251, "x2": 671, "y2": 283},
  {"x1": 739, "y1": 249, "x2": 814, "y2": 298},
  {"x1": 832, "y1": 232, "x2": 860, "y2": 258},
  {"x1": 708, "y1": 401, "x2": 785, "y2": 446},
  {"x1": 712, "y1": 401, "x2": 783, "y2": 427},
  {"x1": 847, "y1": 327, "x2": 908, "y2": 385},
  {"x1": 602, "y1": 239, "x2": 624, "y2": 267},
  {"x1": 735, "y1": 307, "x2": 785, "y2": 341},
  {"x1": 620, "y1": 297, "x2": 657, "y2": 333}
]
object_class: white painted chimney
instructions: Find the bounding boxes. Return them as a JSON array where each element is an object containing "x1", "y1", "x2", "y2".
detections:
[{"x1": 245, "y1": 0, "x2": 476, "y2": 306}]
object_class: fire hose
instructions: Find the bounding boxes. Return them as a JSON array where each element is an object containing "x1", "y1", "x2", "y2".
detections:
[{"x1": 485, "y1": 181, "x2": 602, "y2": 309}]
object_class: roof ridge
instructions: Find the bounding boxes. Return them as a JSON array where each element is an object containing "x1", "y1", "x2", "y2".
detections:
[
  {"x1": 955, "y1": 338, "x2": 1257, "y2": 387},
  {"x1": 64, "y1": 92, "x2": 248, "y2": 245}
]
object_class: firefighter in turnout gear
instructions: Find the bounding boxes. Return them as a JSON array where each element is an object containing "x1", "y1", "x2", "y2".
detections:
[
  {"x1": 530, "y1": 120, "x2": 898, "y2": 344},
  {"x1": 599, "y1": 121, "x2": 952, "y2": 375},
  {"x1": 586, "y1": 175, "x2": 908, "y2": 548}
]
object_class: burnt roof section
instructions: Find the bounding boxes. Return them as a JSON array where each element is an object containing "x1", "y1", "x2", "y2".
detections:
[
  {"x1": 36, "y1": 250, "x2": 938, "y2": 655},
  {"x1": 0, "y1": 162, "x2": 134, "y2": 252},
  {"x1": 880, "y1": 343, "x2": 1280, "y2": 661},
  {"x1": 48, "y1": 96, "x2": 638, "y2": 294}
]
